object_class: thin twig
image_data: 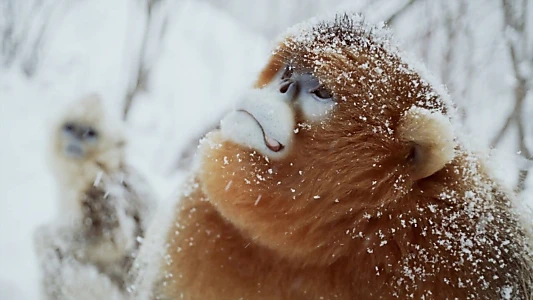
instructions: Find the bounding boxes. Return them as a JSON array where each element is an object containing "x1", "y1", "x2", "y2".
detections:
[
  {"x1": 123, "y1": 0, "x2": 161, "y2": 120},
  {"x1": 499, "y1": 0, "x2": 531, "y2": 192},
  {"x1": 491, "y1": 112, "x2": 514, "y2": 148},
  {"x1": 386, "y1": 0, "x2": 419, "y2": 26}
]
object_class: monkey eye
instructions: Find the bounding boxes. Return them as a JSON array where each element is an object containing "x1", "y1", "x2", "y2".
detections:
[
  {"x1": 63, "y1": 123, "x2": 75, "y2": 133},
  {"x1": 84, "y1": 128, "x2": 98, "y2": 139},
  {"x1": 310, "y1": 85, "x2": 334, "y2": 101},
  {"x1": 281, "y1": 65, "x2": 293, "y2": 80}
]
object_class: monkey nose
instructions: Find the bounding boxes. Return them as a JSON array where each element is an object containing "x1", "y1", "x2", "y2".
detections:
[{"x1": 279, "y1": 79, "x2": 299, "y2": 100}]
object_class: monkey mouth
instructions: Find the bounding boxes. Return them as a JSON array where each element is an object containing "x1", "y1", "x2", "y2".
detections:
[
  {"x1": 64, "y1": 143, "x2": 85, "y2": 159},
  {"x1": 237, "y1": 110, "x2": 284, "y2": 152}
]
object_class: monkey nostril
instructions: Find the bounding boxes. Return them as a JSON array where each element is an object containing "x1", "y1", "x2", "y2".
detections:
[
  {"x1": 279, "y1": 79, "x2": 298, "y2": 98},
  {"x1": 279, "y1": 80, "x2": 292, "y2": 93},
  {"x1": 86, "y1": 129, "x2": 97, "y2": 138}
]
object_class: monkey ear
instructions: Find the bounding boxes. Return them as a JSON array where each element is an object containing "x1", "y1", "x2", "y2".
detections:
[{"x1": 397, "y1": 106, "x2": 456, "y2": 181}]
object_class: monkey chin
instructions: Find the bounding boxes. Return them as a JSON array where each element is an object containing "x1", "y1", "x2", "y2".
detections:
[
  {"x1": 197, "y1": 131, "x2": 290, "y2": 246},
  {"x1": 197, "y1": 129, "x2": 359, "y2": 266}
]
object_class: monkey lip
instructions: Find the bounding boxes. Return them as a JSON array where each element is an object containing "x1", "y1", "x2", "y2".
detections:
[
  {"x1": 64, "y1": 143, "x2": 85, "y2": 159},
  {"x1": 237, "y1": 110, "x2": 284, "y2": 152}
]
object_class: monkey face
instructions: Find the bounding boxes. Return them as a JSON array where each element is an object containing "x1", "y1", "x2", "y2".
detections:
[
  {"x1": 219, "y1": 65, "x2": 337, "y2": 161},
  {"x1": 59, "y1": 122, "x2": 100, "y2": 159},
  {"x1": 51, "y1": 94, "x2": 125, "y2": 174},
  {"x1": 199, "y1": 15, "x2": 454, "y2": 263}
]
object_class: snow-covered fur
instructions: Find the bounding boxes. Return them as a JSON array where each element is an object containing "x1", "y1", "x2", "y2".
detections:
[
  {"x1": 127, "y1": 198, "x2": 177, "y2": 300},
  {"x1": 34, "y1": 94, "x2": 156, "y2": 300},
  {"x1": 145, "y1": 13, "x2": 533, "y2": 299},
  {"x1": 34, "y1": 225, "x2": 126, "y2": 300},
  {"x1": 398, "y1": 106, "x2": 456, "y2": 180}
]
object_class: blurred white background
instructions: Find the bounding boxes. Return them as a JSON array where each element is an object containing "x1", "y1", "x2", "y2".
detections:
[{"x1": 0, "y1": 0, "x2": 532, "y2": 299}]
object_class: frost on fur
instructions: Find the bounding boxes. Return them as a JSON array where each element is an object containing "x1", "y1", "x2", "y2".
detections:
[
  {"x1": 398, "y1": 106, "x2": 456, "y2": 180},
  {"x1": 152, "y1": 13, "x2": 533, "y2": 300},
  {"x1": 34, "y1": 224, "x2": 127, "y2": 300}
]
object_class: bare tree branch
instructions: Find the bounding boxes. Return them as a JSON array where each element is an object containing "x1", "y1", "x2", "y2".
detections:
[
  {"x1": 517, "y1": 113, "x2": 530, "y2": 192},
  {"x1": 1, "y1": 0, "x2": 49, "y2": 71},
  {"x1": 21, "y1": 1, "x2": 65, "y2": 76},
  {"x1": 441, "y1": 1, "x2": 465, "y2": 93},
  {"x1": 385, "y1": 0, "x2": 419, "y2": 26},
  {"x1": 491, "y1": 114, "x2": 514, "y2": 148},
  {"x1": 457, "y1": 0, "x2": 475, "y2": 123},
  {"x1": 499, "y1": 0, "x2": 532, "y2": 192},
  {"x1": 123, "y1": 0, "x2": 166, "y2": 120}
]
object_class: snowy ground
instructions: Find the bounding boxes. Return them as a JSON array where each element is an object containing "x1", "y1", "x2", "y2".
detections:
[{"x1": 1, "y1": 1, "x2": 531, "y2": 299}]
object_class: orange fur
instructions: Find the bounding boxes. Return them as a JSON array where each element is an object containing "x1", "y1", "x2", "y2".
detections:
[{"x1": 154, "y1": 15, "x2": 533, "y2": 299}]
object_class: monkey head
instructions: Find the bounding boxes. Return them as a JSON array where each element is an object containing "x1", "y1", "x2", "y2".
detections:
[
  {"x1": 52, "y1": 94, "x2": 125, "y2": 185},
  {"x1": 198, "y1": 14, "x2": 457, "y2": 265}
]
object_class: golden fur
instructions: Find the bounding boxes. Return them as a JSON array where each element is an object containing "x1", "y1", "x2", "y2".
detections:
[{"x1": 153, "y1": 15, "x2": 533, "y2": 299}]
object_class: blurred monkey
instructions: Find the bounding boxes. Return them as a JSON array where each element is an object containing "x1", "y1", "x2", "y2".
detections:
[{"x1": 34, "y1": 94, "x2": 156, "y2": 300}]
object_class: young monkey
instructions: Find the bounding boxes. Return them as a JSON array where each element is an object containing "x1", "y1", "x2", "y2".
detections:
[
  {"x1": 34, "y1": 94, "x2": 156, "y2": 300},
  {"x1": 145, "y1": 14, "x2": 533, "y2": 299}
]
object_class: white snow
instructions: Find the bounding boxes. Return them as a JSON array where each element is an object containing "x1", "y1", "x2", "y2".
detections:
[
  {"x1": 0, "y1": 1, "x2": 267, "y2": 299},
  {"x1": 1, "y1": 1, "x2": 532, "y2": 299}
]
